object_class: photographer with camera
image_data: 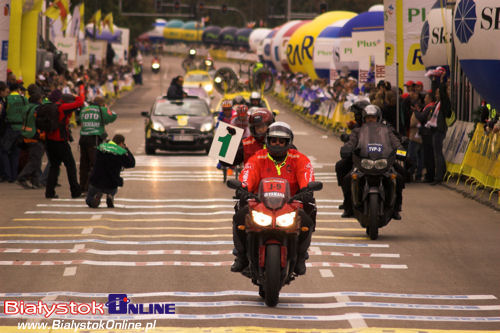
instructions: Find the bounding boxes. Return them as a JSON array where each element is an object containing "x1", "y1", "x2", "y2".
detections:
[
  {"x1": 86, "y1": 134, "x2": 135, "y2": 208},
  {"x1": 78, "y1": 96, "x2": 117, "y2": 193}
]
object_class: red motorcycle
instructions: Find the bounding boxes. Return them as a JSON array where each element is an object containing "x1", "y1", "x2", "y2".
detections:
[{"x1": 227, "y1": 178, "x2": 322, "y2": 307}]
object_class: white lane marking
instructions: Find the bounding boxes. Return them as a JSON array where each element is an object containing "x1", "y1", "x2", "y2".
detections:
[
  {"x1": 0, "y1": 248, "x2": 398, "y2": 258},
  {"x1": 322, "y1": 135, "x2": 329, "y2": 139},
  {"x1": 81, "y1": 228, "x2": 93, "y2": 234},
  {"x1": 90, "y1": 215, "x2": 101, "y2": 220},
  {"x1": 0, "y1": 290, "x2": 495, "y2": 300},
  {"x1": 3, "y1": 300, "x2": 498, "y2": 311},
  {"x1": 36, "y1": 203, "x2": 342, "y2": 210},
  {"x1": 319, "y1": 269, "x2": 334, "y2": 278},
  {"x1": 24, "y1": 210, "x2": 342, "y2": 216},
  {"x1": 73, "y1": 244, "x2": 85, "y2": 250},
  {"x1": 63, "y1": 266, "x2": 77, "y2": 277},
  {"x1": 3, "y1": 312, "x2": 500, "y2": 322},
  {"x1": 113, "y1": 128, "x2": 131, "y2": 134},
  {"x1": 336, "y1": 295, "x2": 368, "y2": 328},
  {"x1": 51, "y1": 198, "x2": 344, "y2": 203},
  {"x1": 0, "y1": 260, "x2": 405, "y2": 269},
  {"x1": 122, "y1": 177, "x2": 336, "y2": 183}
]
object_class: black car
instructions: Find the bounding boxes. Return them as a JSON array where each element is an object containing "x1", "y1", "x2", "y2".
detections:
[{"x1": 141, "y1": 96, "x2": 215, "y2": 155}]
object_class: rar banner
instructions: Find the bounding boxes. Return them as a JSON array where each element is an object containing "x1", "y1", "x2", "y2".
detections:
[{"x1": 208, "y1": 123, "x2": 243, "y2": 164}]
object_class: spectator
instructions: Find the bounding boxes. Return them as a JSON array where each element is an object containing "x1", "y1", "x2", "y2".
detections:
[
  {"x1": 45, "y1": 89, "x2": 84, "y2": 198},
  {"x1": 86, "y1": 134, "x2": 135, "y2": 208},
  {"x1": 427, "y1": 72, "x2": 452, "y2": 185},
  {"x1": 78, "y1": 96, "x2": 117, "y2": 193},
  {"x1": 17, "y1": 91, "x2": 45, "y2": 189},
  {"x1": 0, "y1": 83, "x2": 28, "y2": 182},
  {"x1": 415, "y1": 91, "x2": 436, "y2": 183}
]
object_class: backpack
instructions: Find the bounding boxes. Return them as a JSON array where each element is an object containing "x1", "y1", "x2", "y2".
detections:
[
  {"x1": 21, "y1": 104, "x2": 40, "y2": 139},
  {"x1": 35, "y1": 103, "x2": 60, "y2": 132}
]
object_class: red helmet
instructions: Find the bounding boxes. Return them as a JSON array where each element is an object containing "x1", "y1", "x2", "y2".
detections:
[{"x1": 248, "y1": 108, "x2": 274, "y2": 138}]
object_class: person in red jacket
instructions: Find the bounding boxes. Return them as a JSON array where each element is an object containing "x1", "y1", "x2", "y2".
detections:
[
  {"x1": 45, "y1": 89, "x2": 84, "y2": 198},
  {"x1": 231, "y1": 121, "x2": 316, "y2": 275},
  {"x1": 231, "y1": 108, "x2": 274, "y2": 166}
]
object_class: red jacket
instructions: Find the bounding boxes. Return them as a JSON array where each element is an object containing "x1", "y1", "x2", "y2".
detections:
[
  {"x1": 239, "y1": 148, "x2": 315, "y2": 195},
  {"x1": 242, "y1": 136, "x2": 264, "y2": 164},
  {"x1": 46, "y1": 95, "x2": 84, "y2": 141}
]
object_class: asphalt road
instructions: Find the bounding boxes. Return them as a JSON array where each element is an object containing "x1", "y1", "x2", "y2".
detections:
[{"x1": 0, "y1": 55, "x2": 499, "y2": 333}]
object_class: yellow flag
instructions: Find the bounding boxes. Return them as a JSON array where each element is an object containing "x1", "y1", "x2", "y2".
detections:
[
  {"x1": 89, "y1": 9, "x2": 102, "y2": 34},
  {"x1": 103, "y1": 12, "x2": 114, "y2": 34},
  {"x1": 44, "y1": 0, "x2": 69, "y2": 31},
  {"x1": 79, "y1": 3, "x2": 85, "y2": 32}
]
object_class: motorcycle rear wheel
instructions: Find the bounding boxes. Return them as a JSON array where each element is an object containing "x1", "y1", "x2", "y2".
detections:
[
  {"x1": 368, "y1": 193, "x2": 379, "y2": 240},
  {"x1": 264, "y1": 244, "x2": 281, "y2": 307}
]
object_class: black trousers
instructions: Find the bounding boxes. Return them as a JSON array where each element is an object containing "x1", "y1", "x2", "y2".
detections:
[
  {"x1": 79, "y1": 135, "x2": 100, "y2": 192},
  {"x1": 17, "y1": 141, "x2": 44, "y2": 184},
  {"x1": 421, "y1": 134, "x2": 435, "y2": 181},
  {"x1": 45, "y1": 140, "x2": 81, "y2": 197}
]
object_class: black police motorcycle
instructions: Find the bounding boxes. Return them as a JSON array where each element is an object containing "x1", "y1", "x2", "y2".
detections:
[{"x1": 345, "y1": 125, "x2": 406, "y2": 240}]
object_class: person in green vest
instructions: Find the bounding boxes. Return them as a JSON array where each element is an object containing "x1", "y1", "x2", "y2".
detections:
[
  {"x1": 0, "y1": 83, "x2": 28, "y2": 182},
  {"x1": 17, "y1": 89, "x2": 45, "y2": 189},
  {"x1": 86, "y1": 134, "x2": 135, "y2": 208},
  {"x1": 78, "y1": 96, "x2": 117, "y2": 193}
]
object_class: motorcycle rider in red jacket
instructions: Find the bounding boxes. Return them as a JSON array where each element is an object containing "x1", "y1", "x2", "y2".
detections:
[{"x1": 231, "y1": 121, "x2": 317, "y2": 276}]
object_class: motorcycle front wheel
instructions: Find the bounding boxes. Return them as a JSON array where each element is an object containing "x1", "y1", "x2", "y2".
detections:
[
  {"x1": 368, "y1": 193, "x2": 379, "y2": 240},
  {"x1": 264, "y1": 244, "x2": 281, "y2": 307}
]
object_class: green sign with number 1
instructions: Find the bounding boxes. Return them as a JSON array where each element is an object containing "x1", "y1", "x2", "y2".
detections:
[{"x1": 217, "y1": 133, "x2": 232, "y2": 158}]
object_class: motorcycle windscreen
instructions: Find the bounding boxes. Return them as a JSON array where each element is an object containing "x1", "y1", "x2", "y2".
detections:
[
  {"x1": 258, "y1": 178, "x2": 291, "y2": 210},
  {"x1": 356, "y1": 123, "x2": 394, "y2": 159}
]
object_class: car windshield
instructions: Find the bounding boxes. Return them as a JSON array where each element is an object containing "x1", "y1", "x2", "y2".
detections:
[
  {"x1": 154, "y1": 100, "x2": 210, "y2": 116},
  {"x1": 184, "y1": 88, "x2": 208, "y2": 98},
  {"x1": 185, "y1": 74, "x2": 211, "y2": 82}
]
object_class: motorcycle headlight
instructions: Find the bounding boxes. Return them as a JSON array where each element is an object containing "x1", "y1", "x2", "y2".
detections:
[
  {"x1": 200, "y1": 122, "x2": 213, "y2": 132},
  {"x1": 151, "y1": 121, "x2": 165, "y2": 132},
  {"x1": 251, "y1": 211, "x2": 272, "y2": 227},
  {"x1": 361, "y1": 159, "x2": 375, "y2": 169},
  {"x1": 374, "y1": 159, "x2": 388, "y2": 169},
  {"x1": 152, "y1": 63, "x2": 160, "y2": 69},
  {"x1": 204, "y1": 84, "x2": 213, "y2": 92},
  {"x1": 276, "y1": 211, "x2": 296, "y2": 228}
]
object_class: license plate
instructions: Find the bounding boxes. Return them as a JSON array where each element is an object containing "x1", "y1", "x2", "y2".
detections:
[{"x1": 172, "y1": 135, "x2": 194, "y2": 142}]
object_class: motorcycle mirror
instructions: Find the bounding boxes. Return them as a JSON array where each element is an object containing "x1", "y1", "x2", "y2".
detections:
[
  {"x1": 227, "y1": 179, "x2": 242, "y2": 190},
  {"x1": 141, "y1": 111, "x2": 149, "y2": 117},
  {"x1": 340, "y1": 133, "x2": 350, "y2": 143},
  {"x1": 307, "y1": 181, "x2": 323, "y2": 192}
]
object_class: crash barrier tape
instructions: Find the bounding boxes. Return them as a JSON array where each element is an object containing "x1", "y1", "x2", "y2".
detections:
[
  {"x1": 272, "y1": 81, "x2": 354, "y2": 132},
  {"x1": 444, "y1": 122, "x2": 500, "y2": 203}
]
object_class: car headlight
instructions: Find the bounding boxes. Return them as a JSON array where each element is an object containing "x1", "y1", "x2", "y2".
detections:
[
  {"x1": 151, "y1": 121, "x2": 165, "y2": 132},
  {"x1": 374, "y1": 159, "x2": 388, "y2": 169},
  {"x1": 203, "y1": 84, "x2": 213, "y2": 92},
  {"x1": 251, "y1": 211, "x2": 272, "y2": 227},
  {"x1": 276, "y1": 211, "x2": 296, "y2": 228},
  {"x1": 200, "y1": 122, "x2": 213, "y2": 132},
  {"x1": 360, "y1": 159, "x2": 375, "y2": 169}
]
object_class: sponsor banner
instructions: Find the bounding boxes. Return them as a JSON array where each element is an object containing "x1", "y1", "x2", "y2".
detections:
[
  {"x1": 55, "y1": 37, "x2": 77, "y2": 70},
  {"x1": 0, "y1": 0, "x2": 10, "y2": 81}
]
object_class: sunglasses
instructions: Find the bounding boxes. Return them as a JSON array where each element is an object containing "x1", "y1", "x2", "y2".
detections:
[{"x1": 269, "y1": 137, "x2": 287, "y2": 144}]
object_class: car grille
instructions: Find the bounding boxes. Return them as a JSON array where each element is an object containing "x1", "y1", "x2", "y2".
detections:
[{"x1": 168, "y1": 127, "x2": 198, "y2": 135}]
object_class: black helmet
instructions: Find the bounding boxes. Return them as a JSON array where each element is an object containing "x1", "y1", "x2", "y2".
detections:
[
  {"x1": 266, "y1": 121, "x2": 293, "y2": 158},
  {"x1": 350, "y1": 100, "x2": 370, "y2": 125}
]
